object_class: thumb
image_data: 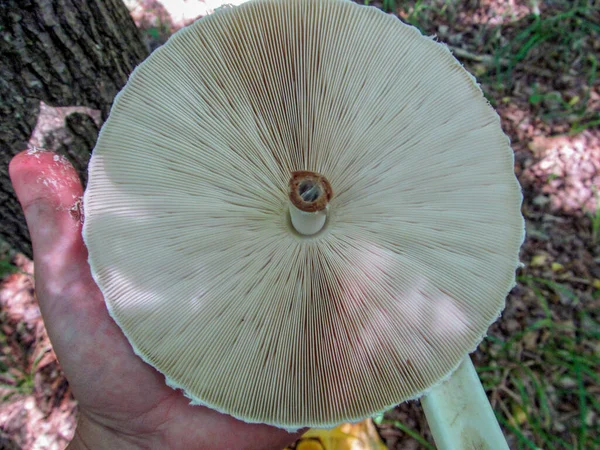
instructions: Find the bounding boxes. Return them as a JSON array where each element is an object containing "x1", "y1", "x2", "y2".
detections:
[
  {"x1": 9, "y1": 150, "x2": 87, "y2": 293},
  {"x1": 9, "y1": 151, "x2": 149, "y2": 399}
]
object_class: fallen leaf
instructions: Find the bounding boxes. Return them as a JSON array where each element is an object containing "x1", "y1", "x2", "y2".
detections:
[
  {"x1": 523, "y1": 331, "x2": 539, "y2": 350},
  {"x1": 511, "y1": 404, "x2": 528, "y2": 425},
  {"x1": 531, "y1": 254, "x2": 549, "y2": 267}
]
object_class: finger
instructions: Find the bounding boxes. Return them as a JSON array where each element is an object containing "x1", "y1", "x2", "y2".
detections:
[
  {"x1": 9, "y1": 150, "x2": 88, "y2": 295},
  {"x1": 8, "y1": 150, "x2": 152, "y2": 388}
]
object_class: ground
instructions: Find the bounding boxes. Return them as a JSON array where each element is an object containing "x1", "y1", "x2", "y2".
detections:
[{"x1": 1, "y1": 1, "x2": 599, "y2": 449}]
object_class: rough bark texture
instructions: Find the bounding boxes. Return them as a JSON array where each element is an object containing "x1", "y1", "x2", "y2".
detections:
[{"x1": 0, "y1": 0, "x2": 148, "y2": 258}]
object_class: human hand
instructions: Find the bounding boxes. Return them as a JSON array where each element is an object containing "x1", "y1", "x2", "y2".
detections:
[{"x1": 9, "y1": 150, "x2": 303, "y2": 449}]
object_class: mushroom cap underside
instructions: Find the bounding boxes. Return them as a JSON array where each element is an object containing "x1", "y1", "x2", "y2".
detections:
[{"x1": 83, "y1": 0, "x2": 525, "y2": 429}]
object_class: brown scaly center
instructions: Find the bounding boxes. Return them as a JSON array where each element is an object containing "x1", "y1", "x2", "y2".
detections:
[{"x1": 288, "y1": 171, "x2": 333, "y2": 213}]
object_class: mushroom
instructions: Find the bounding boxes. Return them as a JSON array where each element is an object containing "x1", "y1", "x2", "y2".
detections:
[{"x1": 83, "y1": 0, "x2": 524, "y2": 446}]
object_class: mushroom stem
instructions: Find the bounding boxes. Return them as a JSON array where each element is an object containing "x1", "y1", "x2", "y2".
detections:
[
  {"x1": 420, "y1": 356, "x2": 509, "y2": 450},
  {"x1": 289, "y1": 203, "x2": 328, "y2": 236},
  {"x1": 288, "y1": 171, "x2": 333, "y2": 236}
]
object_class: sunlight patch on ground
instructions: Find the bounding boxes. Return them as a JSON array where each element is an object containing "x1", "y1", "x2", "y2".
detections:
[
  {"x1": 124, "y1": 0, "x2": 248, "y2": 28},
  {"x1": 525, "y1": 132, "x2": 600, "y2": 213}
]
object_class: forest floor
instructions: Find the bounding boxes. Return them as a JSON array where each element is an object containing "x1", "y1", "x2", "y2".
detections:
[{"x1": 1, "y1": 1, "x2": 599, "y2": 449}]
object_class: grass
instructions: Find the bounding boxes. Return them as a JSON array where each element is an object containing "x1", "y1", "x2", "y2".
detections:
[
  {"x1": 363, "y1": 0, "x2": 397, "y2": 13},
  {"x1": 387, "y1": 0, "x2": 600, "y2": 131},
  {"x1": 376, "y1": 417, "x2": 435, "y2": 450},
  {"x1": 587, "y1": 187, "x2": 600, "y2": 245},
  {"x1": 0, "y1": 245, "x2": 19, "y2": 278},
  {"x1": 488, "y1": 1, "x2": 599, "y2": 131},
  {"x1": 0, "y1": 328, "x2": 43, "y2": 402},
  {"x1": 478, "y1": 276, "x2": 600, "y2": 450},
  {"x1": 0, "y1": 259, "x2": 19, "y2": 278},
  {"x1": 493, "y1": 4, "x2": 596, "y2": 78}
]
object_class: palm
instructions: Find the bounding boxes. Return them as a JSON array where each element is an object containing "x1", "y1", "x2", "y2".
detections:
[{"x1": 11, "y1": 151, "x2": 300, "y2": 449}]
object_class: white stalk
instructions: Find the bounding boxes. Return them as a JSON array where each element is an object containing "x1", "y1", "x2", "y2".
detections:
[
  {"x1": 289, "y1": 203, "x2": 328, "y2": 235},
  {"x1": 421, "y1": 356, "x2": 509, "y2": 450}
]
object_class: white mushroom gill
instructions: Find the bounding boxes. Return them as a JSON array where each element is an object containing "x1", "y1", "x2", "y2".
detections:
[{"x1": 83, "y1": 0, "x2": 525, "y2": 429}]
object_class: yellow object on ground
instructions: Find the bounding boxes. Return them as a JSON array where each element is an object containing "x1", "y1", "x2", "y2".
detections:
[{"x1": 285, "y1": 419, "x2": 386, "y2": 450}]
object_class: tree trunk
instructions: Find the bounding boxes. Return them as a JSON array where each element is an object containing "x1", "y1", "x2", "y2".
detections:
[{"x1": 0, "y1": 0, "x2": 148, "y2": 258}]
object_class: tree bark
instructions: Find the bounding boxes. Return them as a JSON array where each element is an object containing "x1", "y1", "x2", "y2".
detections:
[{"x1": 0, "y1": 0, "x2": 148, "y2": 258}]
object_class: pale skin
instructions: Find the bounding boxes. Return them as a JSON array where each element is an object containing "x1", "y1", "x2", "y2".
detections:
[{"x1": 9, "y1": 150, "x2": 304, "y2": 449}]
